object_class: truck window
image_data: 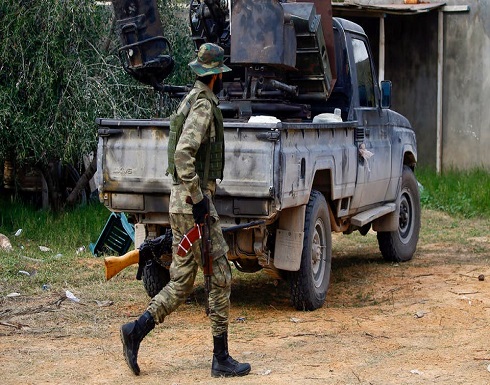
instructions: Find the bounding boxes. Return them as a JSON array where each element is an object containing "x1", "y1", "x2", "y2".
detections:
[{"x1": 352, "y1": 38, "x2": 375, "y2": 107}]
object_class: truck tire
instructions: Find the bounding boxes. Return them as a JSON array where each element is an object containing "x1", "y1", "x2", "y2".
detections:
[
  {"x1": 377, "y1": 166, "x2": 421, "y2": 262},
  {"x1": 142, "y1": 260, "x2": 170, "y2": 298},
  {"x1": 290, "y1": 190, "x2": 332, "y2": 311}
]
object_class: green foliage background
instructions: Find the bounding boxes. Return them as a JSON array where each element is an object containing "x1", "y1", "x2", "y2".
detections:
[{"x1": 0, "y1": 0, "x2": 193, "y2": 169}]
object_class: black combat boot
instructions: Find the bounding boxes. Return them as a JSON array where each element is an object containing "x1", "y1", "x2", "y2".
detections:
[
  {"x1": 211, "y1": 333, "x2": 251, "y2": 377},
  {"x1": 120, "y1": 311, "x2": 155, "y2": 375}
]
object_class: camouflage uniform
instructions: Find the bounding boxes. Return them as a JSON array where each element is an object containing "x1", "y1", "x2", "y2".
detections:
[
  {"x1": 120, "y1": 43, "x2": 250, "y2": 378},
  {"x1": 147, "y1": 80, "x2": 231, "y2": 336}
]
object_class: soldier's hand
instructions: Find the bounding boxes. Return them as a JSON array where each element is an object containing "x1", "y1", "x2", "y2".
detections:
[{"x1": 192, "y1": 196, "x2": 209, "y2": 224}]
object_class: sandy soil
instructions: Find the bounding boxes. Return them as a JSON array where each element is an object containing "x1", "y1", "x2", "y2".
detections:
[{"x1": 2, "y1": 210, "x2": 490, "y2": 385}]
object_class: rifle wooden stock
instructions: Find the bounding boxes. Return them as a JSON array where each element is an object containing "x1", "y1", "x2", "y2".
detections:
[{"x1": 104, "y1": 249, "x2": 140, "y2": 281}]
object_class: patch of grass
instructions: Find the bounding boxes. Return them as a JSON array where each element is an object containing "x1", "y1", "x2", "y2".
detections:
[
  {"x1": 354, "y1": 290, "x2": 375, "y2": 305},
  {"x1": 0, "y1": 198, "x2": 115, "y2": 295},
  {"x1": 0, "y1": 198, "x2": 109, "y2": 250},
  {"x1": 416, "y1": 167, "x2": 490, "y2": 218}
]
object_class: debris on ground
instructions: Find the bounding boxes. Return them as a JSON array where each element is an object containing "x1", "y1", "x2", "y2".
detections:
[
  {"x1": 0, "y1": 320, "x2": 26, "y2": 330},
  {"x1": 65, "y1": 290, "x2": 80, "y2": 303},
  {"x1": 0, "y1": 233, "x2": 13, "y2": 251},
  {"x1": 94, "y1": 300, "x2": 113, "y2": 307},
  {"x1": 414, "y1": 310, "x2": 428, "y2": 318},
  {"x1": 21, "y1": 256, "x2": 44, "y2": 263},
  {"x1": 260, "y1": 369, "x2": 272, "y2": 376}
]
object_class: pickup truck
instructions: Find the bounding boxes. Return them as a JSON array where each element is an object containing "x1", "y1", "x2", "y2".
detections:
[{"x1": 96, "y1": 0, "x2": 420, "y2": 311}]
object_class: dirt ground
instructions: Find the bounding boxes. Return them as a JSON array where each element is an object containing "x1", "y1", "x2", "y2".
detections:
[{"x1": 2, "y1": 209, "x2": 490, "y2": 385}]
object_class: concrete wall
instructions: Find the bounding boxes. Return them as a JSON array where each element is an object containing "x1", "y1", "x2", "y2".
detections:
[
  {"x1": 384, "y1": 12, "x2": 439, "y2": 168},
  {"x1": 443, "y1": 0, "x2": 490, "y2": 170}
]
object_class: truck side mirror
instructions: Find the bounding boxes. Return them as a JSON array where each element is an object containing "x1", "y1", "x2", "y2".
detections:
[{"x1": 380, "y1": 80, "x2": 392, "y2": 109}]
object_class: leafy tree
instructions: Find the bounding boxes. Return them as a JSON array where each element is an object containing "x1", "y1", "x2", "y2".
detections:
[{"x1": 0, "y1": 0, "x2": 193, "y2": 210}]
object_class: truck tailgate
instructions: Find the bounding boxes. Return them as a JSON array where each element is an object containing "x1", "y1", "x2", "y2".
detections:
[
  {"x1": 97, "y1": 119, "x2": 172, "y2": 195},
  {"x1": 96, "y1": 118, "x2": 277, "y2": 199}
]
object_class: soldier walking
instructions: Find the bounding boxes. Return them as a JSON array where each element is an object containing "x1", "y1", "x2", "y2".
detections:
[{"x1": 120, "y1": 43, "x2": 251, "y2": 378}]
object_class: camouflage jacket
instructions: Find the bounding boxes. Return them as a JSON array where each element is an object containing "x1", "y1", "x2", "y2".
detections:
[{"x1": 169, "y1": 80, "x2": 220, "y2": 215}]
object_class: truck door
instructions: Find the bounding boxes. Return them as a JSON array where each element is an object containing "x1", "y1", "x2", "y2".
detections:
[{"x1": 348, "y1": 34, "x2": 392, "y2": 210}]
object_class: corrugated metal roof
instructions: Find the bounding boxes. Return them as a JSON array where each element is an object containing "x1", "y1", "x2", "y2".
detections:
[{"x1": 332, "y1": 1, "x2": 446, "y2": 15}]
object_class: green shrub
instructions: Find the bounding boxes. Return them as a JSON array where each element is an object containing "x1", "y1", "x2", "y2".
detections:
[
  {"x1": 417, "y1": 167, "x2": 490, "y2": 218},
  {"x1": 0, "y1": 0, "x2": 193, "y2": 169}
]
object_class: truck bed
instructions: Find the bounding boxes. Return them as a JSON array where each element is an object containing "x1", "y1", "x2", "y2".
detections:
[{"x1": 96, "y1": 117, "x2": 358, "y2": 220}]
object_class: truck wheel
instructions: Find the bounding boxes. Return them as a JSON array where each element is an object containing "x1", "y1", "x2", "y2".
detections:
[
  {"x1": 377, "y1": 166, "x2": 421, "y2": 262},
  {"x1": 290, "y1": 190, "x2": 332, "y2": 311},
  {"x1": 142, "y1": 260, "x2": 170, "y2": 298}
]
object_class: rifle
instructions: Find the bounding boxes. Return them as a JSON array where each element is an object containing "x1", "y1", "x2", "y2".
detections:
[
  {"x1": 185, "y1": 196, "x2": 212, "y2": 315},
  {"x1": 104, "y1": 231, "x2": 172, "y2": 281},
  {"x1": 104, "y1": 249, "x2": 140, "y2": 281}
]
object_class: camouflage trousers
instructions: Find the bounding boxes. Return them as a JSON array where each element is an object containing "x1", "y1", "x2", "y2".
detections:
[{"x1": 147, "y1": 213, "x2": 231, "y2": 336}]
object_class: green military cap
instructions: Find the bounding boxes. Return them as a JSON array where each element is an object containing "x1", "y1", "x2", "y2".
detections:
[{"x1": 189, "y1": 43, "x2": 232, "y2": 76}]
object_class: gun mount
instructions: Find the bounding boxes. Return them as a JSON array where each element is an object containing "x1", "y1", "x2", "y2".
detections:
[
  {"x1": 112, "y1": 0, "x2": 174, "y2": 89},
  {"x1": 112, "y1": 0, "x2": 338, "y2": 120}
]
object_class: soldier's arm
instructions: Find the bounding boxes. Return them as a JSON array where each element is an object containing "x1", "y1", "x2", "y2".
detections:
[{"x1": 174, "y1": 97, "x2": 213, "y2": 204}]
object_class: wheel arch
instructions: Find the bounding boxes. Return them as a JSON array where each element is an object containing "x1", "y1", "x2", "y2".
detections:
[
  {"x1": 274, "y1": 165, "x2": 337, "y2": 272},
  {"x1": 403, "y1": 146, "x2": 417, "y2": 170},
  {"x1": 373, "y1": 148, "x2": 417, "y2": 232},
  {"x1": 311, "y1": 168, "x2": 333, "y2": 201}
]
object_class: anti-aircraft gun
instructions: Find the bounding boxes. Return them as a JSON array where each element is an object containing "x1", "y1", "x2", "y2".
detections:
[{"x1": 112, "y1": 0, "x2": 338, "y2": 120}]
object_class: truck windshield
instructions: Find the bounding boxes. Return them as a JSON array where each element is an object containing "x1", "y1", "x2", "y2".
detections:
[{"x1": 352, "y1": 38, "x2": 375, "y2": 108}]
